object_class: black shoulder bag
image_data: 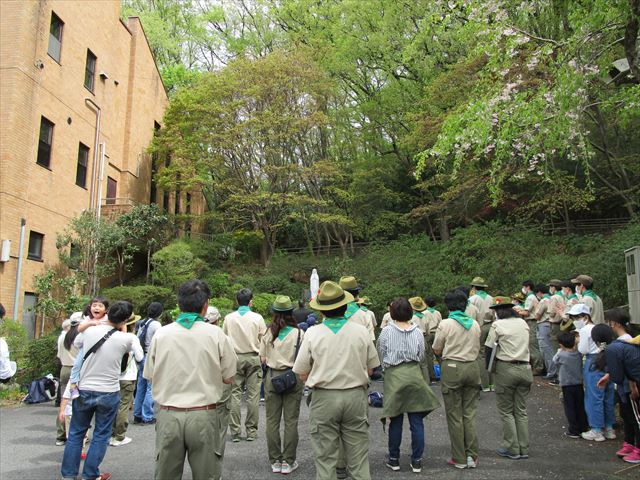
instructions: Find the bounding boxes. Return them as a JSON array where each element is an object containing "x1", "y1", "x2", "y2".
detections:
[{"x1": 270, "y1": 329, "x2": 301, "y2": 394}]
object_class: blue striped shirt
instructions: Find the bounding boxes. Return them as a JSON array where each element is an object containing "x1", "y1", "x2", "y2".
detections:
[{"x1": 377, "y1": 323, "x2": 424, "y2": 369}]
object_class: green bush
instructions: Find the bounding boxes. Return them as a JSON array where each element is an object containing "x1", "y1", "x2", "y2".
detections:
[
  {"x1": 151, "y1": 241, "x2": 206, "y2": 290},
  {"x1": 19, "y1": 333, "x2": 59, "y2": 385},
  {"x1": 251, "y1": 293, "x2": 277, "y2": 319},
  {"x1": 203, "y1": 272, "x2": 232, "y2": 297},
  {"x1": 0, "y1": 319, "x2": 29, "y2": 373},
  {"x1": 100, "y1": 285, "x2": 175, "y2": 317}
]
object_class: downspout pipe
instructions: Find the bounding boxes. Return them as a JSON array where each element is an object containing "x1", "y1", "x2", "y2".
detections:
[
  {"x1": 85, "y1": 99, "x2": 101, "y2": 212},
  {"x1": 12, "y1": 218, "x2": 26, "y2": 321}
]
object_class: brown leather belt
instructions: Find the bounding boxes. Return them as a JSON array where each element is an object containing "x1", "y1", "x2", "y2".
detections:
[
  {"x1": 497, "y1": 359, "x2": 529, "y2": 365},
  {"x1": 159, "y1": 403, "x2": 218, "y2": 412}
]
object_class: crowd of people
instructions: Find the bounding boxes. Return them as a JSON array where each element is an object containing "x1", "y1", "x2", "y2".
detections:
[{"x1": 3, "y1": 272, "x2": 638, "y2": 480}]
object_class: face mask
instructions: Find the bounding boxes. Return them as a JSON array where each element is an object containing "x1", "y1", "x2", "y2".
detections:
[
  {"x1": 573, "y1": 319, "x2": 586, "y2": 330},
  {"x1": 521, "y1": 287, "x2": 527, "y2": 295}
]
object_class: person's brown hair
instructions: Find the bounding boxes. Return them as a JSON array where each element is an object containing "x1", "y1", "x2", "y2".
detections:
[{"x1": 390, "y1": 298, "x2": 412, "y2": 322}]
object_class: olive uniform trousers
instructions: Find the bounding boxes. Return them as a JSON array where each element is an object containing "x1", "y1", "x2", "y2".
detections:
[
  {"x1": 494, "y1": 361, "x2": 533, "y2": 456},
  {"x1": 265, "y1": 370, "x2": 304, "y2": 464},
  {"x1": 112, "y1": 380, "x2": 135, "y2": 441},
  {"x1": 213, "y1": 384, "x2": 231, "y2": 480},
  {"x1": 525, "y1": 320, "x2": 544, "y2": 374},
  {"x1": 230, "y1": 353, "x2": 262, "y2": 439}
]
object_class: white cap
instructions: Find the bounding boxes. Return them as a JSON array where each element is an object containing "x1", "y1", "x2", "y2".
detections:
[
  {"x1": 568, "y1": 303, "x2": 591, "y2": 317},
  {"x1": 204, "y1": 306, "x2": 221, "y2": 323},
  {"x1": 61, "y1": 319, "x2": 71, "y2": 330},
  {"x1": 69, "y1": 311, "x2": 83, "y2": 326}
]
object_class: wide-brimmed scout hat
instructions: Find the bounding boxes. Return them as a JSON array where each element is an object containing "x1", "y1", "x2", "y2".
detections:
[
  {"x1": 125, "y1": 313, "x2": 142, "y2": 326},
  {"x1": 568, "y1": 303, "x2": 591, "y2": 317},
  {"x1": 339, "y1": 276, "x2": 361, "y2": 292},
  {"x1": 571, "y1": 275, "x2": 593, "y2": 288},
  {"x1": 272, "y1": 295, "x2": 294, "y2": 312},
  {"x1": 548, "y1": 279, "x2": 563, "y2": 288},
  {"x1": 357, "y1": 296, "x2": 371, "y2": 306},
  {"x1": 512, "y1": 292, "x2": 525, "y2": 302},
  {"x1": 309, "y1": 281, "x2": 354, "y2": 311},
  {"x1": 205, "y1": 306, "x2": 221, "y2": 323},
  {"x1": 409, "y1": 296, "x2": 427, "y2": 312},
  {"x1": 470, "y1": 277, "x2": 488, "y2": 288},
  {"x1": 69, "y1": 311, "x2": 83, "y2": 327},
  {"x1": 489, "y1": 296, "x2": 515, "y2": 309}
]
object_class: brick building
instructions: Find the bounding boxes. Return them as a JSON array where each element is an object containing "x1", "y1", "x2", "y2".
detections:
[{"x1": 0, "y1": 0, "x2": 194, "y2": 337}]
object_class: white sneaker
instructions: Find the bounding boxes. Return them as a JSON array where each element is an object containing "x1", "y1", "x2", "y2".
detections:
[
  {"x1": 604, "y1": 428, "x2": 617, "y2": 440},
  {"x1": 55, "y1": 440, "x2": 66, "y2": 446},
  {"x1": 281, "y1": 461, "x2": 298, "y2": 474},
  {"x1": 467, "y1": 456, "x2": 478, "y2": 468},
  {"x1": 581, "y1": 429, "x2": 605, "y2": 442},
  {"x1": 110, "y1": 436, "x2": 132, "y2": 447},
  {"x1": 271, "y1": 462, "x2": 282, "y2": 473}
]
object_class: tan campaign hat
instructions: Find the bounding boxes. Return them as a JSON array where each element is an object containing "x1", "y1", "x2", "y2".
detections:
[
  {"x1": 409, "y1": 296, "x2": 428, "y2": 312},
  {"x1": 548, "y1": 279, "x2": 563, "y2": 288},
  {"x1": 571, "y1": 275, "x2": 593, "y2": 288},
  {"x1": 339, "y1": 276, "x2": 361, "y2": 292},
  {"x1": 470, "y1": 277, "x2": 488, "y2": 288},
  {"x1": 124, "y1": 313, "x2": 142, "y2": 326},
  {"x1": 489, "y1": 296, "x2": 515, "y2": 309},
  {"x1": 272, "y1": 295, "x2": 294, "y2": 312},
  {"x1": 309, "y1": 281, "x2": 354, "y2": 311}
]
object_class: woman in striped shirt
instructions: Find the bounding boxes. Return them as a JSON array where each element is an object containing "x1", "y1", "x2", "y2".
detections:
[{"x1": 377, "y1": 298, "x2": 440, "y2": 473}]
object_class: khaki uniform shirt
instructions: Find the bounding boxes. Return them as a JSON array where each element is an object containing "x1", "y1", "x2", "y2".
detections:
[
  {"x1": 366, "y1": 309, "x2": 377, "y2": 328},
  {"x1": 380, "y1": 312, "x2": 392, "y2": 329},
  {"x1": 582, "y1": 294, "x2": 605, "y2": 325},
  {"x1": 522, "y1": 293, "x2": 539, "y2": 320},
  {"x1": 433, "y1": 318, "x2": 481, "y2": 362},
  {"x1": 144, "y1": 322, "x2": 237, "y2": 408},
  {"x1": 485, "y1": 317, "x2": 530, "y2": 362},
  {"x1": 349, "y1": 308, "x2": 375, "y2": 341},
  {"x1": 259, "y1": 328, "x2": 304, "y2": 370},
  {"x1": 427, "y1": 309, "x2": 442, "y2": 334},
  {"x1": 411, "y1": 313, "x2": 429, "y2": 334},
  {"x1": 223, "y1": 310, "x2": 267, "y2": 354},
  {"x1": 465, "y1": 303, "x2": 481, "y2": 324},
  {"x1": 469, "y1": 293, "x2": 494, "y2": 324},
  {"x1": 548, "y1": 293, "x2": 566, "y2": 324},
  {"x1": 535, "y1": 296, "x2": 551, "y2": 323},
  {"x1": 57, "y1": 331, "x2": 78, "y2": 367},
  {"x1": 293, "y1": 321, "x2": 380, "y2": 389}
]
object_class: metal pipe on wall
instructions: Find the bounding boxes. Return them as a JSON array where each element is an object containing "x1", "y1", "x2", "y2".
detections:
[
  {"x1": 85, "y1": 99, "x2": 101, "y2": 211},
  {"x1": 12, "y1": 218, "x2": 26, "y2": 320}
]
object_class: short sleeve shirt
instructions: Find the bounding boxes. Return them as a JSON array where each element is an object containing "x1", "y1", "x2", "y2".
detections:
[
  {"x1": 469, "y1": 293, "x2": 494, "y2": 323},
  {"x1": 581, "y1": 294, "x2": 605, "y2": 325},
  {"x1": 259, "y1": 328, "x2": 304, "y2": 370},
  {"x1": 548, "y1": 294, "x2": 566, "y2": 324},
  {"x1": 433, "y1": 318, "x2": 481, "y2": 362},
  {"x1": 523, "y1": 294, "x2": 539, "y2": 320},
  {"x1": 465, "y1": 304, "x2": 481, "y2": 324},
  {"x1": 485, "y1": 317, "x2": 530, "y2": 362},
  {"x1": 293, "y1": 321, "x2": 380, "y2": 389},
  {"x1": 223, "y1": 310, "x2": 267, "y2": 354},
  {"x1": 348, "y1": 308, "x2": 375, "y2": 341},
  {"x1": 411, "y1": 313, "x2": 429, "y2": 334},
  {"x1": 536, "y1": 297, "x2": 550, "y2": 323},
  {"x1": 380, "y1": 312, "x2": 392, "y2": 329}
]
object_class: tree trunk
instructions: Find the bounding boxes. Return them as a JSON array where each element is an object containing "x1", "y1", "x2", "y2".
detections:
[
  {"x1": 146, "y1": 248, "x2": 151, "y2": 282},
  {"x1": 439, "y1": 216, "x2": 450, "y2": 241},
  {"x1": 624, "y1": 0, "x2": 640, "y2": 82}
]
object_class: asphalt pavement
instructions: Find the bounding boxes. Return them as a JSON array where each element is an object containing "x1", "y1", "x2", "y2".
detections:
[{"x1": 0, "y1": 378, "x2": 636, "y2": 480}]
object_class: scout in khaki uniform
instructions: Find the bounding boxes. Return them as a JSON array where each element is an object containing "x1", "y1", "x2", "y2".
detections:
[
  {"x1": 571, "y1": 275, "x2": 604, "y2": 324},
  {"x1": 534, "y1": 284, "x2": 557, "y2": 381},
  {"x1": 468, "y1": 277, "x2": 495, "y2": 392},
  {"x1": 547, "y1": 280, "x2": 566, "y2": 354},
  {"x1": 144, "y1": 280, "x2": 237, "y2": 480},
  {"x1": 357, "y1": 296, "x2": 377, "y2": 328},
  {"x1": 259, "y1": 296, "x2": 304, "y2": 475},
  {"x1": 409, "y1": 297, "x2": 433, "y2": 383},
  {"x1": 339, "y1": 276, "x2": 375, "y2": 342},
  {"x1": 485, "y1": 296, "x2": 533, "y2": 460},
  {"x1": 293, "y1": 281, "x2": 380, "y2": 480},
  {"x1": 432, "y1": 290, "x2": 482, "y2": 469},
  {"x1": 380, "y1": 302, "x2": 393, "y2": 330},
  {"x1": 514, "y1": 280, "x2": 544, "y2": 375},
  {"x1": 223, "y1": 288, "x2": 268, "y2": 441},
  {"x1": 425, "y1": 296, "x2": 442, "y2": 380}
]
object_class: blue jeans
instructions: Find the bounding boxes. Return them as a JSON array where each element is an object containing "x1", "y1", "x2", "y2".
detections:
[
  {"x1": 388, "y1": 412, "x2": 425, "y2": 461},
  {"x1": 61, "y1": 390, "x2": 121, "y2": 480},
  {"x1": 134, "y1": 358, "x2": 154, "y2": 421},
  {"x1": 536, "y1": 322, "x2": 557, "y2": 377},
  {"x1": 583, "y1": 355, "x2": 615, "y2": 430}
]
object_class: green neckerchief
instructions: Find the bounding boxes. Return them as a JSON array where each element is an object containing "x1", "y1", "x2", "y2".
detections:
[
  {"x1": 427, "y1": 307, "x2": 437, "y2": 313},
  {"x1": 238, "y1": 306, "x2": 251, "y2": 316},
  {"x1": 277, "y1": 326, "x2": 294, "y2": 341},
  {"x1": 323, "y1": 316, "x2": 348, "y2": 334},
  {"x1": 449, "y1": 310, "x2": 474, "y2": 330},
  {"x1": 567, "y1": 293, "x2": 578, "y2": 300},
  {"x1": 414, "y1": 311, "x2": 425, "y2": 319},
  {"x1": 582, "y1": 290, "x2": 598, "y2": 300},
  {"x1": 526, "y1": 291, "x2": 536, "y2": 298},
  {"x1": 175, "y1": 312, "x2": 205, "y2": 330},
  {"x1": 345, "y1": 302, "x2": 359, "y2": 319},
  {"x1": 474, "y1": 290, "x2": 488, "y2": 299},
  {"x1": 553, "y1": 291, "x2": 564, "y2": 297},
  {"x1": 360, "y1": 305, "x2": 369, "y2": 312},
  {"x1": 543, "y1": 294, "x2": 551, "y2": 299}
]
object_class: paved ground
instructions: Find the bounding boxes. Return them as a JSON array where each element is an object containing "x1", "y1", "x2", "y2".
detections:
[{"x1": 0, "y1": 378, "x2": 637, "y2": 480}]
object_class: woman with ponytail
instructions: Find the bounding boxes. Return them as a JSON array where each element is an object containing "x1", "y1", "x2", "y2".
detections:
[{"x1": 259, "y1": 296, "x2": 304, "y2": 475}]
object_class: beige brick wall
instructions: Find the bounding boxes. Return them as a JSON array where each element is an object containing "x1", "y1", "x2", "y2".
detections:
[{"x1": 0, "y1": 0, "x2": 196, "y2": 335}]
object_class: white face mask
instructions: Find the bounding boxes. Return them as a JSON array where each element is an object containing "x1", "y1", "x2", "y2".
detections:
[
  {"x1": 573, "y1": 319, "x2": 586, "y2": 330},
  {"x1": 521, "y1": 287, "x2": 527, "y2": 295}
]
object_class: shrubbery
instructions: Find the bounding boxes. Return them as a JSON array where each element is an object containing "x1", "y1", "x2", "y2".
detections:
[
  {"x1": 100, "y1": 285, "x2": 175, "y2": 317},
  {"x1": 151, "y1": 241, "x2": 206, "y2": 290}
]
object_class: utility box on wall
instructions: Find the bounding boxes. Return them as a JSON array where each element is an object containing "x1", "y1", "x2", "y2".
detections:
[{"x1": 625, "y1": 246, "x2": 640, "y2": 324}]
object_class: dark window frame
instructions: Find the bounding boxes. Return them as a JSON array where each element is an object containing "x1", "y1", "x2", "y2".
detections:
[
  {"x1": 37, "y1": 116, "x2": 54, "y2": 169},
  {"x1": 75, "y1": 143, "x2": 90, "y2": 188},
  {"x1": 84, "y1": 49, "x2": 96, "y2": 92},
  {"x1": 28, "y1": 231, "x2": 44, "y2": 261},
  {"x1": 48, "y1": 12, "x2": 64, "y2": 63},
  {"x1": 106, "y1": 176, "x2": 117, "y2": 205}
]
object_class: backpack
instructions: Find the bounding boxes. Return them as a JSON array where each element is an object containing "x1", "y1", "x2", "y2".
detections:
[
  {"x1": 24, "y1": 375, "x2": 57, "y2": 404},
  {"x1": 368, "y1": 391, "x2": 383, "y2": 408}
]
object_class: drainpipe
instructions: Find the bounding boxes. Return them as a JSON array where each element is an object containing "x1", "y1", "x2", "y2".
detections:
[
  {"x1": 96, "y1": 142, "x2": 106, "y2": 220},
  {"x1": 12, "y1": 218, "x2": 26, "y2": 321},
  {"x1": 85, "y1": 99, "x2": 101, "y2": 211}
]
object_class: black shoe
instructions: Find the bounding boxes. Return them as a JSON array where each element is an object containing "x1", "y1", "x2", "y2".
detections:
[
  {"x1": 411, "y1": 458, "x2": 422, "y2": 473},
  {"x1": 548, "y1": 378, "x2": 559, "y2": 386},
  {"x1": 386, "y1": 457, "x2": 400, "y2": 471},
  {"x1": 336, "y1": 467, "x2": 348, "y2": 479},
  {"x1": 142, "y1": 418, "x2": 156, "y2": 425},
  {"x1": 133, "y1": 416, "x2": 144, "y2": 424}
]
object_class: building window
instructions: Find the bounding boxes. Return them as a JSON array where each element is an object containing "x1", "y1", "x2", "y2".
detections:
[
  {"x1": 84, "y1": 49, "x2": 96, "y2": 92},
  {"x1": 28, "y1": 231, "x2": 44, "y2": 260},
  {"x1": 106, "y1": 177, "x2": 117, "y2": 205},
  {"x1": 48, "y1": 12, "x2": 63, "y2": 63},
  {"x1": 37, "y1": 116, "x2": 54, "y2": 168},
  {"x1": 76, "y1": 143, "x2": 89, "y2": 187}
]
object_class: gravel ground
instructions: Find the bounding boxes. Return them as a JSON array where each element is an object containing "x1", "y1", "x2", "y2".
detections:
[{"x1": 0, "y1": 378, "x2": 636, "y2": 480}]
